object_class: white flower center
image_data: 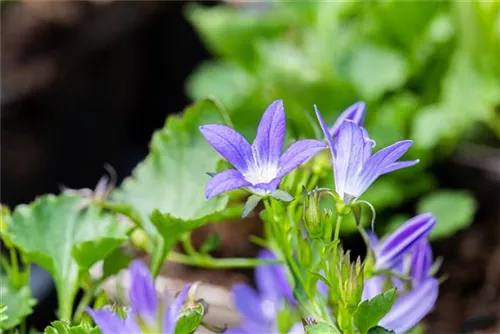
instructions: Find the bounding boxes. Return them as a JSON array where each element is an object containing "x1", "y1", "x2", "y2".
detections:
[
  {"x1": 243, "y1": 146, "x2": 279, "y2": 185},
  {"x1": 260, "y1": 299, "x2": 277, "y2": 320}
]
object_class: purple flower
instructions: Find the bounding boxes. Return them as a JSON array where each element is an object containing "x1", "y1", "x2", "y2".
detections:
[
  {"x1": 363, "y1": 236, "x2": 439, "y2": 334},
  {"x1": 328, "y1": 102, "x2": 366, "y2": 138},
  {"x1": 315, "y1": 107, "x2": 418, "y2": 204},
  {"x1": 200, "y1": 100, "x2": 327, "y2": 198},
  {"x1": 87, "y1": 261, "x2": 191, "y2": 334},
  {"x1": 227, "y1": 250, "x2": 302, "y2": 334},
  {"x1": 371, "y1": 213, "x2": 436, "y2": 271}
]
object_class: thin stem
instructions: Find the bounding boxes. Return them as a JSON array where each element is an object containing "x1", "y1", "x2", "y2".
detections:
[
  {"x1": 167, "y1": 251, "x2": 281, "y2": 269},
  {"x1": 181, "y1": 233, "x2": 197, "y2": 256},
  {"x1": 331, "y1": 214, "x2": 344, "y2": 268},
  {"x1": 73, "y1": 281, "x2": 100, "y2": 323},
  {"x1": 9, "y1": 248, "x2": 19, "y2": 287}
]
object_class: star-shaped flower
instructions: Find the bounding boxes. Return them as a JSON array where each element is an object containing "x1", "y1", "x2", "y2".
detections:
[
  {"x1": 200, "y1": 100, "x2": 327, "y2": 198},
  {"x1": 315, "y1": 106, "x2": 418, "y2": 204}
]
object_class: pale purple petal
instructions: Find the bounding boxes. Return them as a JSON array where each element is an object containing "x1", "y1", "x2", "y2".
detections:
[
  {"x1": 367, "y1": 231, "x2": 380, "y2": 249},
  {"x1": 410, "y1": 239, "x2": 433, "y2": 287},
  {"x1": 362, "y1": 276, "x2": 384, "y2": 301},
  {"x1": 129, "y1": 260, "x2": 158, "y2": 326},
  {"x1": 329, "y1": 102, "x2": 366, "y2": 137},
  {"x1": 205, "y1": 169, "x2": 251, "y2": 199},
  {"x1": 335, "y1": 121, "x2": 366, "y2": 199},
  {"x1": 200, "y1": 124, "x2": 253, "y2": 172},
  {"x1": 256, "y1": 250, "x2": 296, "y2": 305},
  {"x1": 224, "y1": 327, "x2": 251, "y2": 334},
  {"x1": 232, "y1": 283, "x2": 267, "y2": 324},
  {"x1": 379, "y1": 160, "x2": 419, "y2": 175},
  {"x1": 375, "y1": 214, "x2": 436, "y2": 270},
  {"x1": 314, "y1": 105, "x2": 337, "y2": 157},
  {"x1": 253, "y1": 100, "x2": 286, "y2": 166},
  {"x1": 86, "y1": 308, "x2": 131, "y2": 334},
  {"x1": 277, "y1": 139, "x2": 327, "y2": 178},
  {"x1": 288, "y1": 322, "x2": 306, "y2": 334},
  {"x1": 163, "y1": 284, "x2": 191, "y2": 334},
  {"x1": 354, "y1": 140, "x2": 415, "y2": 196},
  {"x1": 379, "y1": 278, "x2": 439, "y2": 334},
  {"x1": 250, "y1": 178, "x2": 281, "y2": 194}
]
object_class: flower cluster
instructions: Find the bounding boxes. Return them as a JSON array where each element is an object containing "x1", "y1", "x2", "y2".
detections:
[
  {"x1": 87, "y1": 261, "x2": 191, "y2": 334},
  {"x1": 201, "y1": 100, "x2": 440, "y2": 334}
]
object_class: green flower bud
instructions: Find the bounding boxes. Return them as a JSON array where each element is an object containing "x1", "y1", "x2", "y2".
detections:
[{"x1": 303, "y1": 189, "x2": 331, "y2": 240}]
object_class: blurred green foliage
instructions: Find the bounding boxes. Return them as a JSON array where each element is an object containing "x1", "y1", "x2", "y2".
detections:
[{"x1": 185, "y1": 0, "x2": 499, "y2": 237}]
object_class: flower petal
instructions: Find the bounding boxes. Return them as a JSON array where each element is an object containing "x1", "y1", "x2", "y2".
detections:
[
  {"x1": 362, "y1": 275, "x2": 384, "y2": 301},
  {"x1": 232, "y1": 283, "x2": 267, "y2": 324},
  {"x1": 206, "y1": 169, "x2": 251, "y2": 199},
  {"x1": 164, "y1": 284, "x2": 192, "y2": 334},
  {"x1": 200, "y1": 124, "x2": 253, "y2": 172},
  {"x1": 379, "y1": 278, "x2": 439, "y2": 334},
  {"x1": 334, "y1": 121, "x2": 366, "y2": 199},
  {"x1": 129, "y1": 260, "x2": 158, "y2": 326},
  {"x1": 288, "y1": 323, "x2": 306, "y2": 334},
  {"x1": 256, "y1": 250, "x2": 296, "y2": 305},
  {"x1": 86, "y1": 308, "x2": 130, "y2": 334},
  {"x1": 355, "y1": 140, "x2": 415, "y2": 197},
  {"x1": 253, "y1": 100, "x2": 286, "y2": 166},
  {"x1": 314, "y1": 105, "x2": 337, "y2": 157},
  {"x1": 379, "y1": 160, "x2": 419, "y2": 175},
  {"x1": 375, "y1": 214, "x2": 436, "y2": 270},
  {"x1": 329, "y1": 102, "x2": 366, "y2": 137},
  {"x1": 278, "y1": 139, "x2": 327, "y2": 178},
  {"x1": 250, "y1": 177, "x2": 282, "y2": 195},
  {"x1": 410, "y1": 239, "x2": 433, "y2": 287}
]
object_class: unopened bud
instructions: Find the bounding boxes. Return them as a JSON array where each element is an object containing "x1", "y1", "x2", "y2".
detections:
[{"x1": 303, "y1": 188, "x2": 330, "y2": 240}]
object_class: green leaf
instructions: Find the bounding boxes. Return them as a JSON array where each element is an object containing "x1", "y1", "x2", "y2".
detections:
[
  {"x1": 149, "y1": 209, "x2": 228, "y2": 267},
  {"x1": 4, "y1": 195, "x2": 129, "y2": 321},
  {"x1": 186, "y1": 4, "x2": 288, "y2": 66},
  {"x1": 305, "y1": 322, "x2": 335, "y2": 334},
  {"x1": 367, "y1": 326, "x2": 395, "y2": 334},
  {"x1": 186, "y1": 60, "x2": 257, "y2": 111},
  {"x1": 199, "y1": 233, "x2": 220, "y2": 255},
  {"x1": 272, "y1": 190, "x2": 294, "y2": 202},
  {"x1": 102, "y1": 248, "x2": 133, "y2": 280},
  {"x1": 345, "y1": 44, "x2": 408, "y2": 100},
  {"x1": 175, "y1": 303, "x2": 205, "y2": 334},
  {"x1": 114, "y1": 98, "x2": 230, "y2": 239},
  {"x1": 242, "y1": 195, "x2": 261, "y2": 218},
  {"x1": 0, "y1": 279, "x2": 36, "y2": 330},
  {"x1": 417, "y1": 190, "x2": 477, "y2": 240},
  {"x1": 44, "y1": 321, "x2": 100, "y2": 334},
  {"x1": 353, "y1": 289, "x2": 397, "y2": 334}
]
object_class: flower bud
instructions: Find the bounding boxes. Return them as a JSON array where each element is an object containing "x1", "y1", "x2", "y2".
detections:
[{"x1": 303, "y1": 189, "x2": 330, "y2": 240}]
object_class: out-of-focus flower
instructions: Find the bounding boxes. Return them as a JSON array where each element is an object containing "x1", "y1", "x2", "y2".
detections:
[
  {"x1": 200, "y1": 100, "x2": 327, "y2": 198},
  {"x1": 87, "y1": 261, "x2": 191, "y2": 334},
  {"x1": 226, "y1": 250, "x2": 303, "y2": 334},
  {"x1": 372, "y1": 213, "x2": 436, "y2": 271},
  {"x1": 363, "y1": 222, "x2": 439, "y2": 334},
  {"x1": 315, "y1": 107, "x2": 418, "y2": 204}
]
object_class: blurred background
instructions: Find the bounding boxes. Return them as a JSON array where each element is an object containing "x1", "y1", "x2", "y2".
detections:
[{"x1": 1, "y1": 1, "x2": 499, "y2": 333}]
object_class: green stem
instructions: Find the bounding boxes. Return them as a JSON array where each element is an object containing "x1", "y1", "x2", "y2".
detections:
[
  {"x1": 331, "y1": 214, "x2": 344, "y2": 267},
  {"x1": 182, "y1": 233, "x2": 197, "y2": 256},
  {"x1": 73, "y1": 280, "x2": 100, "y2": 323},
  {"x1": 9, "y1": 248, "x2": 19, "y2": 287},
  {"x1": 58, "y1": 285, "x2": 78, "y2": 322},
  {"x1": 167, "y1": 252, "x2": 280, "y2": 269}
]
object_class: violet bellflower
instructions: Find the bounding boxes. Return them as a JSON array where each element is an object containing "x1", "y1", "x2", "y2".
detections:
[
  {"x1": 87, "y1": 261, "x2": 191, "y2": 334},
  {"x1": 226, "y1": 250, "x2": 303, "y2": 334},
  {"x1": 315, "y1": 106, "x2": 418, "y2": 204},
  {"x1": 200, "y1": 100, "x2": 327, "y2": 198},
  {"x1": 363, "y1": 216, "x2": 439, "y2": 334},
  {"x1": 328, "y1": 102, "x2": 366, "y2": 138}
]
